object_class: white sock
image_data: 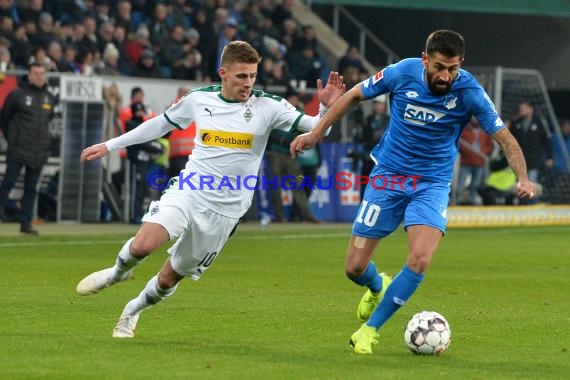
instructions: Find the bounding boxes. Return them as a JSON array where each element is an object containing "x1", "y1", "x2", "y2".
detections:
[
  {"x1": 112, "y1": 237, "x2": 144, "y2": 280},
  {"x1": 121, "y1": 274, "x2": 178, "y2": 316}
]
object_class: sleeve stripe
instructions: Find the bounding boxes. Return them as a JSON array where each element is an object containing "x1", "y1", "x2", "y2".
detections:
[
  {"x1": 164, "y1": 112, "x2": 183, "y2": 130},
  {"x1": 288, "y1": 112, "x2": 304, "y2": 133}
]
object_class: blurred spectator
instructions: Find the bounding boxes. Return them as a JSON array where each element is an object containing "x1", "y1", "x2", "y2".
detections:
[
  {"x1": 149, "y1": 134, "x2": 170, "y2": 201},
  {"x1": 0, "y1": 63, "x2": 55, "y2": 234},
  {"x1": 242, "y1": 0, "x2": 265, "y2": 29},
  {"x1": 66, "y1": 0, "x2": 97, "y2": 23},
  {"x1": 97, "y1": 21, "x2": 114, "y2": 53},
  {"x1": 0, "y1": 14, "x2": 14, "y2": 39},
  {"x1": 257, "y1": 0, "x2": 274, "y2": 18},
  {"x1": 18, "y1": 0, "x2": 42, "y2": 25},
  {"x1": 255, "y1": 14, "x2": 281, "y2": 42},
  {"x1": 29, "y1": 46, "x2": 58, "y2": 72},
  {"x1": 349, "y1": 98, "x2": 389, "y2": 200},
  {"x1": 171, "y1": 48, "x2": 202, "y2": 80},
  {"x1": 113, "y1": 0, "x2": 134, "y2": 36},
  {"x1": 118, "y1": 86, "x2": 157, "y2": 141},
  {"x1": 110, "y1": 24, "x2": 131, "y2": 74},
  {"x1": 192, "y1": 8, "x2": 216, "y2": 81},
  {"x1": 71, "y1": 20, "x2": 97, "y2": 58},
  {"x1": 159, "y1": 24, "x2": 188, "y2": 77},
  {"x1": 552, "y1": 120, "x2": 570, "y2": 174},
  {"x1": 10, "y1": 23, "x2": 32, "y2": 68},
  {"x1": 280, "y1": 18, "x2": 297, "y2": 53},
  {"x1": 125, "y1": 102, "x2": 163, "y2": 223},
  {"x1": 0, "y1": 0, "x2": 19, "y2": 24},
  {"x1": 131, "y1": 48, "x2": 163, "y2": 78},
  {"x1": 148, "y1": 2, "x2": 169, "y2": 47},
  {"x1": 337, "y1": 45, "x2": 367, "y2": 80},
  {"x1": 99, "y1": 42, "x2": 121, "y2": 75},
  {"x1": 75, "y1": 49, "x2": 94, "y2": 75},
  {"x1": 547, "y1": 120, "x2": 570, "y2": 203},
  {"x1": 94, "y1": 0, "x2": 111, "y2": 27},
  {"x1": 0, "y1": 45, "x2": 14, "y2": 72},
  {"x1": 103, "y1": 82, "x2": 123, "y2": 118},
  {"x1": 171, "y1": 0, "x2": 194, "y2": 30},
  {"x1": 271, "y1": 0, "x2": 294, "y2": 29},
  {"x1": 212, "y1": 7, "x2": 230, "y2": 34},
  {"x1": 54, "y1": 19, "x2": 74, "y2": 46},
  {"x1": 293, "y1": 24, "x2": 318, "y2": 52},
  {"x1": 510, "y1": 101, "x2": 553, "y2": 183},
  {"x1": 23, "y1": 19, "x2": 39, "y2": 47},
  {"x1": 261, "y1": 58, "x2": 290, "y2": 87},
  {"x1": 288, "y1": 46, "x2": 322, "y2": 89},
  {"x1": 215, "y1": 16, "x2": 239, "y2": 72},
  {"x1": 37, "y1": 12, "x2": 57, "y2": 49},
  {"x1": 60, "y1": 43, "x2": 81, "y2": 73},
  {"x1": 83, "y1": 15, "x2": 99, "y2": 50},
  {"x1": 46, "y1": 40, "x2": 65, "y2": 71},
  {"x1": 477, "y1": 152, "x2": 517, "y2": 206},
  {"x1": 124, "y1": 24, "x2": 151, "y2": 67},
  {"x1": 266, "y1": 89, "x2": 319, "y2": 223},
  {"x1": 342, "y1": 65, "x2": 363, "y2": 90},
  {"x1": 91, "y1": 48, "x2": 105, "y2": 74},
  {"x1": 456, "y1": 116, "x2": 495, "y2": 205}
]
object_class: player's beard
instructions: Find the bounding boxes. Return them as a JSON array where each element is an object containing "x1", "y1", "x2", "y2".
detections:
[{"x1": 428, "y1": 76, "x2": 452, "y2": 95}]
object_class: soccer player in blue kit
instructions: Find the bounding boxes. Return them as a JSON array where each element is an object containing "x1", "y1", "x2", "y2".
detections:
[{"x1": 290, "y1": 30, "x2": 536, "y2": 354}]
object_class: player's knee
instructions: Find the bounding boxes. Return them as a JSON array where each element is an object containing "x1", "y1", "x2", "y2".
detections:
[
  {"x1": 158, "y1": 269, "x2": 182, "y2": 289},
  {"x1": 407, "y1": 251, "x2": 432, "y2": 274},
  {"x1": 345, "y1": 263, "x2": 366, "y2": 279},
  {"x1": 129, "y1": 236, "x2": 158, "y2": 257}
]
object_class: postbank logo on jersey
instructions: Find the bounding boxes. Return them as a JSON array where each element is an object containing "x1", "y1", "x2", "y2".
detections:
[
  {"x1": 200, "y1": 129, "x2": 253, "y2": 149},
  {"x1": 404, "y1": 104, "x2": 446, "y2": 125}
]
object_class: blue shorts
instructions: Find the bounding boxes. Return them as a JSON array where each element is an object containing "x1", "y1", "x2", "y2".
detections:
[{"x1": 352, "y1": 170, "x2": 450, "y2": 239}]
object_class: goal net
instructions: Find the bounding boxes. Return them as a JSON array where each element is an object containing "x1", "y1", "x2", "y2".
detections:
[{"x1": 468, "y1": 66, "x2": 570, "y2": 204}]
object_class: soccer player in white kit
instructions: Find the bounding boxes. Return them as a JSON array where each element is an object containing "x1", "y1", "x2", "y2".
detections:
[{"x1": 76, "y1": 41, "x2": 345, "y2": 338}]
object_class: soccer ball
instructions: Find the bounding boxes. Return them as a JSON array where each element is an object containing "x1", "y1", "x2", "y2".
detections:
[{"x1": 404, "y1": 311, "x2": 451, "y2": 355}]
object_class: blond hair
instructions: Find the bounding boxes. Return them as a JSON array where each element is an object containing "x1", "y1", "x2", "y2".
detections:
[{"x1": 220, "y1": 41, "x2": 262, "y2": 67}]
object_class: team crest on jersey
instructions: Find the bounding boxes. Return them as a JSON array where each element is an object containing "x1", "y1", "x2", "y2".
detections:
[
  {"x1": 201, "y1": 129, "x2": 253, "y2": 149},
  {"x1": 444, "y1": 95, "x2": 457, "y2": 110},
  {"x1": 404, "y1": 104, "x2": 445, "y2": 125},
  {"x1": 243, "y1": 105, "x2": 253, "y2": 122},
  {"x1": 372, "y1": 70, "x2": 384, "y2": 84}
]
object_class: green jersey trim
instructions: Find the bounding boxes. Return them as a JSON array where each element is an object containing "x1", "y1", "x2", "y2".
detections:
[{"x1": 164, "y1": 113, "x2": 183, "y2": 130}]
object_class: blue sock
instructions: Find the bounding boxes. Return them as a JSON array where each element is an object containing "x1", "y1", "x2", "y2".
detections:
[
  {"x1": 367, "y1": 265, "x2": 424, "y2": 329},
  {"x1": 351, "y1": 262, "x2": 382, "y2": 293}
]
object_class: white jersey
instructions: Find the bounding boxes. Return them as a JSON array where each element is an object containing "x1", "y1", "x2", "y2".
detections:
[{"x1": 164, "y1": 85, "x2": 306, "y2": 218}]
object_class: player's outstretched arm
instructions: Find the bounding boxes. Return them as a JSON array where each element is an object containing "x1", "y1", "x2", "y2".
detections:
[
  {"x1": 80, "y1": 115, "x2": 175, "y2": 163},
  {"x1": 491, "y1": 128, "x2": 536, "y2": 199},
  {"x1": 80, "y1": 143, "x2": 109, "y2": 162}
]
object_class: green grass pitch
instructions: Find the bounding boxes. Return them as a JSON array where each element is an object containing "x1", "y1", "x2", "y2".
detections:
[{"x1": 0, "y1": 223, "x2": 568, "y2": 379}]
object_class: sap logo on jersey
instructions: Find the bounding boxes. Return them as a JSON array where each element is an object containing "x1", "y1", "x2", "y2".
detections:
[
  {"x1": 201, "y1": 129, "x2": 253, "y2": 148},
  {"x1": 404, "y1": 104, "x2": 445, "y2": 125}
]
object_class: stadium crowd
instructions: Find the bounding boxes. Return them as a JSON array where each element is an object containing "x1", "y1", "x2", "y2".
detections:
[
  {"x1": 1, "y1": 1, "x2": 568, "y2": 227},
  {"x1": 0, "y1": 0, "x2": 332, "y2": 88}
]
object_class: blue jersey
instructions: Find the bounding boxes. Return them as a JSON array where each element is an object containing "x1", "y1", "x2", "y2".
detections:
[{"x1": 361, "y1": 58, "x2": 504, "y2": 182}]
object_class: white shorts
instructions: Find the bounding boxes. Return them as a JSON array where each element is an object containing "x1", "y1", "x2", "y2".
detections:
[{"x1": 142, "y1": 188, "x2": 240, "y2": 280}]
